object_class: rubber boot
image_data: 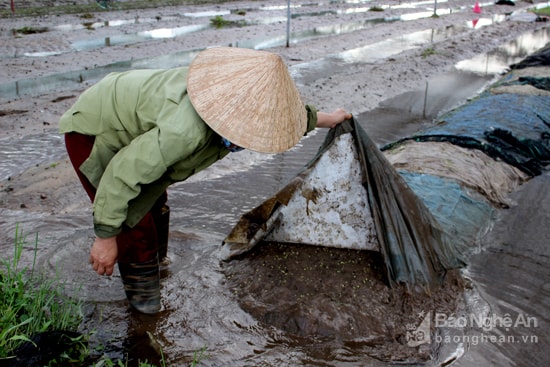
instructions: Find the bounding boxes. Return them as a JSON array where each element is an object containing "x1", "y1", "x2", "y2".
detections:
[
  {"x1": 118, "y1": 257, "x2": 161, "y2": 314},
  {"x1": 154, "y1": 205, "x2": 170, "y2": 262}
]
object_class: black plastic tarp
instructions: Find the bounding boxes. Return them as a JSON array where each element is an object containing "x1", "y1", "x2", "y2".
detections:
[
  {"x1": 348, "y1": 119, "x2": 465, "y2": 289},
  {"x1": 223, "y1": 118, "x2": 465, "y2": 290}
]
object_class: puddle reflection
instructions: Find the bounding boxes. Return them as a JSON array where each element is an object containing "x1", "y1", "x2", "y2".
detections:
[
  {"x1": 1, "y1": 27, "x2": 549, "y2": 182},
  {"x1": 3, "y1": 7, "x2": 500, "y2": 98},
  {"x1": 6, "y1": 0, "x2": 479, "y2": 61},
  {"x1": 456, "y1": 27, "x2": 550, "y2": 74}
]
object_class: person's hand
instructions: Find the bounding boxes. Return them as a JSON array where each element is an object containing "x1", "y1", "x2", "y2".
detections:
[
  {"x1": 316, "y1": 108, "x2": 353, "y2": 129},
  {"x1": 89, "y1": 236, "x2": 118, "y2": 276}
]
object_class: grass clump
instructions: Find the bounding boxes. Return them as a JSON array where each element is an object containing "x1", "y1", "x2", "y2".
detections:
[
  {"x1": 14, "y1": 26, "x2": 48, "y2": 34},
  {"x1": 0, "y1": 226, "x2": 85, "y2": 364},
  {"x1": 533, "y1": 5, "x2": 550, "y2": 16},
  {"x1": 210, "y1": 15, "x2": 231, "y2": 28},
  {"x1": 420, "y1": 47, "x2": 436, "y2": 58},
  {"x1": 210, "y1": 15, "x2": 246, "y2": 28},
  {"x1": 0, "y1": 226, "x2": 206, "y2": 366}
]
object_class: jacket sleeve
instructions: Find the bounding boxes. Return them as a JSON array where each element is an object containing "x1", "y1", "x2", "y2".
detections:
[
  {"x1": 92, "y1": 127, "x2": 168, "y2": 237},
  {"x1": 305, "y1": 105, "x2": 318, "y2": 134}
]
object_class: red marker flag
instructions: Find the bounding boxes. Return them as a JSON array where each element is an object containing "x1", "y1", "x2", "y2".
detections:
[{"x1": 473, "y1": 1, "x2": 481, "y2": 14}]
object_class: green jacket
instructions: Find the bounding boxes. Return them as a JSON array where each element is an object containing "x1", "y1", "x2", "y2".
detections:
[{"x1": 59, "y1": 67, "x2": 318, "y2": 238}]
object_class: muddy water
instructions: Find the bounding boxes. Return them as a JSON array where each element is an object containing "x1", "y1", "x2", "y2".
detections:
[
  {"x1": 8, "y1": 129, "x2": 465, "y2": 366},
  {"x1": 1, "y1": 30, "x2": 550, "y2": 367}
]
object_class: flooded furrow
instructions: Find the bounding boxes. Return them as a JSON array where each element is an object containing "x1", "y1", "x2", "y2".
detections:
[
  {"x1": 2, "y1": 27, "x2": 549, "y2": 182},
  {"x1": 3, "y1": 0, "x2": 471, "y2": 58},
  {"x1": 0, "y1": 2, "x2": 516, "y2": 99}
]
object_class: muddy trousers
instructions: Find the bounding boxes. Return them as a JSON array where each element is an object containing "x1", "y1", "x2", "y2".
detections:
[{"x1": 65, "y1": 132, "x2": 169, "y2": 314}]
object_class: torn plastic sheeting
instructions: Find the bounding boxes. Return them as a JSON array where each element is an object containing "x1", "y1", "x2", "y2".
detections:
[
  {"x1": 222, "y1": 119, "x2": 465, "y2": 290},
  {"x1": 383, "y1": 93, "x2": 550, "y2": 176},
  {"x1": 384, "y1": 140, "x2": 528, "y2": 207},
  {"x1": 388, "y1": 44, "x2": 550, "y2": 176},
  {"x1": 398, "y1": 171, "x2": 494, "y2": 256},
  {"x1": 510, "y1": 43, "x2": 550, "y2": 69},
  {"x1": 494, "y1": 46, "x2": 550, "y2": 95},
  {"x1": 415, "y1": 94, "x2": 548, "y2": 142},
  {"x1": 513, "y1": 76, "x2": 550, "y2": 91}
]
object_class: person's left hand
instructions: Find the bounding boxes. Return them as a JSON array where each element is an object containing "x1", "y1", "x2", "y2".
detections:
[{"x1": 316, "y1": 108, "x2": 353, "y2": 129}]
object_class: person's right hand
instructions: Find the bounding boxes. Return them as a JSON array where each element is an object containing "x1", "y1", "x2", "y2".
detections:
[
  {"x1": 89, "y1": 236, "x2": 118, "y2": 276},
  {"x1": 316, "y1": 108, "x2": 353, "y2": 129}
]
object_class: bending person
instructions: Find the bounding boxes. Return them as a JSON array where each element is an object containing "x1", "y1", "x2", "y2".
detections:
[{"x1": 60, "y1": 47, "x2": 352, "y2": 314}]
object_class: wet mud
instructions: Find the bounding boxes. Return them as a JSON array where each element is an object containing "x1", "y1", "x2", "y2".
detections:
[{"x1": 223, "y1": 242, "x2": 465, "y2": 363}]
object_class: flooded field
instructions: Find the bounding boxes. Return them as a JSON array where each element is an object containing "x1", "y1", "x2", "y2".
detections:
[{"x1": 1, "y1": 0, "x2": 549, "y2": 365}]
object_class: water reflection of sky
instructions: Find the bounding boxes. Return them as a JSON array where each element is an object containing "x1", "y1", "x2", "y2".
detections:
[
  {"x1": 2, "y1": 26, "x2": 549, "y2": 181},
  {"x1": 3, "y1": 17, "x2": 549, "y2": 102},
  {"x1": 137, "y1": 24, "x2": 210, "y2": 39},
  {"x1": 455, "y1": 28, "x2": 550, "y2": 74},
  {"x1": 46, "y1": 0, "x2": 465, "y2": 38},
  {"x1": 65, "y1": 6, "x2": 473, "y2": 53},
  {"x1": 301, "y1": 22, "x2": 550, "y2": 81},
  {"x1": 54, "y1": 17, "x2": 179, "y2": 32},
  {"x1": 9, "y1": 0, "x2": 505, "y2": 61}
]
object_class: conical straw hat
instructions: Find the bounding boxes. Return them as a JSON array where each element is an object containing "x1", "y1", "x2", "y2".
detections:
[{"x1": 187, "y1": 47, "x2": 307, "y2": 153}]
